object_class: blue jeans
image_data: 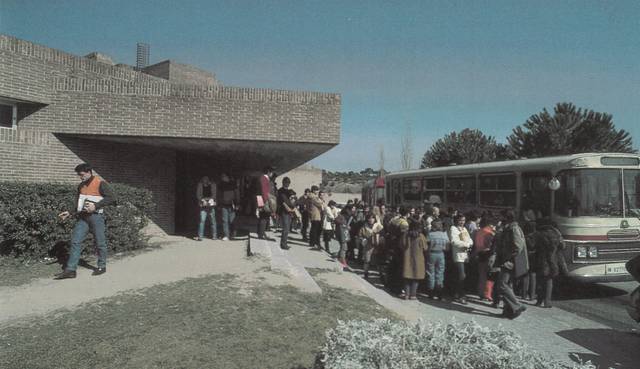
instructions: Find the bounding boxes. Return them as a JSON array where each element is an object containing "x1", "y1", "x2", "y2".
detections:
[
  {"x1": 66, "y1": 213, "x2": 107, "y2": 271},
  {"x1": 426, "y1": 251, "x2": 445, "y2": 290},
  {"x1": 220, "y1": 207, "x2": 236, "y2": 238},
  {"x1": 198, "y1": 207, "x2": 217, "y2": 239},
  {"x1": 280, "y1": 213, "x2": 291, "y2": 248}
]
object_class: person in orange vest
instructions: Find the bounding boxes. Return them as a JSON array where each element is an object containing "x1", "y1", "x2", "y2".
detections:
[{"x1": 55, "y1": 163, "x2": 115, "y2": 279}]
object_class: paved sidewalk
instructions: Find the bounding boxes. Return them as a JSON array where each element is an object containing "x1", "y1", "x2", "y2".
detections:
[{"x1": 0, "y1": 235, "x2": 279, "y2": 327}]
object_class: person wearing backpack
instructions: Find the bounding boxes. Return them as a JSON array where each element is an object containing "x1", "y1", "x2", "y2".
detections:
[
  {"x1": 495, "y1": 209, "x2": 528, "y2": 319},
  {"x1": 532, "y1": 218, "x2": 566, "y2": 308}
]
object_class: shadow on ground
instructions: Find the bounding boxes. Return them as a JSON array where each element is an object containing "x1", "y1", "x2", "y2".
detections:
[
  {"x1": 557, "y1": 328, "x2": 640, "y2": 369},
  {"x1": 553, "y1": 279, "x2": 628, "y2": 301}
]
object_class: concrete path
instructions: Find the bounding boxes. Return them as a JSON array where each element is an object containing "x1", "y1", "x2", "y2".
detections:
[{"x1": 0, "y1": 234, "x2": 280, "y2": 327}]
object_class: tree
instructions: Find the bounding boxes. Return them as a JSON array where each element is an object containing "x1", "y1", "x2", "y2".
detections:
[
  {"x1": 400, "y1": 122, "x2": 413, "y2": 170},
  {"x1": 507, "y1": 102, "x2": 635, "y2": 158},
  {"x1": 421, "y1": 128, "x2": 505, "y2": 168}
]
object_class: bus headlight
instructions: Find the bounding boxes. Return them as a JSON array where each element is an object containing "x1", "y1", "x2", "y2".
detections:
[
  {"x1": 588, "y1": 246, "x2": 598, "y2": 258},
  {"x1": 576, "y1": 246, "x2": 587, "y2": 258}
]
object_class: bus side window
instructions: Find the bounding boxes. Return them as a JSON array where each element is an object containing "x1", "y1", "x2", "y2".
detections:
[
  {"x1": 393, "y1": 180, "x2": 401, "y2": 205},
  {"x1": 479, "y1": 173, "x2": 516, "y2": 208}
]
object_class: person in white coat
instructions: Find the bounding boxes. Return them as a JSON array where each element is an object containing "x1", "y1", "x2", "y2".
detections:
[
  {"x1": 321, "y1": 199, "x2": 338, "y2": 253},
  {"x1": 449, "y1": 213, "x2": 473, "y2": 304}
]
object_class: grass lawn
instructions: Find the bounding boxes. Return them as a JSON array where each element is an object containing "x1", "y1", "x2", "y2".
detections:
[
  {"x1": 0, "y1": 273, "x2": 397, "y2": 369},
  {"x1": 0, "y1": 257, "x2": 62, "y2": 287}
]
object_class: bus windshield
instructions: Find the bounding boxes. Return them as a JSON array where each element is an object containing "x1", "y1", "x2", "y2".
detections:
[
  {"x1": 625, "y1": 169, "x2": 640, "y2": 218},
  {"x1": 555, "y1": 169, "x2": 622, "y2": 217}
]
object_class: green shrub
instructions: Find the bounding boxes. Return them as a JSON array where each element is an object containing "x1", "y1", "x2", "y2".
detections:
[
  {"x1": 0, "y1": 181, "x2": 154, "y2": 261},
  {"x1": 316, "y1": 319, "x2": 595, "y2": 369}
]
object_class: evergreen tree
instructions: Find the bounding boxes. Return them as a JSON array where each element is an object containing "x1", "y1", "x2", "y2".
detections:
[
  {"x1": 421, "y1": 128, "x2": 506, "y2": 168},
  {"x1": 507, "y1": 102, "x2": 635, "y2": 158}
]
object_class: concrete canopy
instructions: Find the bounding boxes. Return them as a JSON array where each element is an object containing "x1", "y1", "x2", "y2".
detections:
[{"x1": 59, "y1": 134, "x2": 334, "y2": 175}]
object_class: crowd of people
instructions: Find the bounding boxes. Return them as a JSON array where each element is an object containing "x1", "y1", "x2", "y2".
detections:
[
  {"x1": 254, "y1": 174, "x2": 568, "y2": 320},
  {"x1": 191, "y1": 166, "x2": 570, "y2": 320}
]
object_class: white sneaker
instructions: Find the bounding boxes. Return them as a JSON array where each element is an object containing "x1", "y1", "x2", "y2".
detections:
[{"x1": 222, "y1": 237, "x2": 229, "y2": 241}]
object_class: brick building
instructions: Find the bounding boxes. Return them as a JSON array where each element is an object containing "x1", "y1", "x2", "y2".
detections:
[{"x1": 0, "y1": 35, "x2": 341, "y2": 234}]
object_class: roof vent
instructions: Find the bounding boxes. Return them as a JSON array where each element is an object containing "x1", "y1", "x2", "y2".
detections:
[{"x1": 84, "y1": 52, "x2": 114, "y2": 65}]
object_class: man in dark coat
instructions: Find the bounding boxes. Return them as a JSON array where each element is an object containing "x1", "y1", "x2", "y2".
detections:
[
  {"x1": 495, "y1": 210, "x2": 527, "y2": 319},
  {"x1": 277, "y1": 177, "x2": 295, "y2": 250},
  {"x1": 532, "y1": 218, "x2": 566, "y2": 308}
]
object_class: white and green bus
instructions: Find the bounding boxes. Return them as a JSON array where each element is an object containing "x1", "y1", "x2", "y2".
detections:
[{"x1": 385, "y1": 153, "x2": 640, "y2": 282}]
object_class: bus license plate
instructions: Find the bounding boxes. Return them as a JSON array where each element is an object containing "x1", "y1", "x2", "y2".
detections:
[{"x1": 605, "y1": 263, "x2": 627, "y2": 275}]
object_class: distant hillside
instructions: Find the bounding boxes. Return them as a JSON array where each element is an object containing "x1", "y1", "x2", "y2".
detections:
[{"x1": 321, "y1": 168, "x2": 388, "y2": 194}]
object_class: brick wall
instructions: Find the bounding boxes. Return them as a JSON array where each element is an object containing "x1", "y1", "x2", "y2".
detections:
[
  {"x1": 17, "y1": 90, "x2": 340, "y2": 144},
  {"x1": 55, "y1": 137, "x2": 177, "y2": 232},
  {"x1": 0, "y1": 132, "x2": 176, "y2": 232}
]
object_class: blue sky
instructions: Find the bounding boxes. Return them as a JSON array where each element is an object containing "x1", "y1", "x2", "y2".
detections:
[{"x1": 2, "y1": 0, "x2": 639, "y2": 171}]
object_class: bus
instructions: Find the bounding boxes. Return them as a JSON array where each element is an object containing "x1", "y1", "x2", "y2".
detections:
[
  {"x1": 361, "y1": 176, "x2": 385, "y2": 207},
  {"x1": 385, "y1": 153, "x2": 640, "y2": 282}
]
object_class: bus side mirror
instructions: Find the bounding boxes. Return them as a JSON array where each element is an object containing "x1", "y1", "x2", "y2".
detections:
[{"x1": 548, "y1": 177, "x2": 561, "y2": 191}]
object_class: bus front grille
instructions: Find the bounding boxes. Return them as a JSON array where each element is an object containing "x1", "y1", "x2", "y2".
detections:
[
  {"x1": 570, "y1": 241, "x2": 640, "y2": 263},
  {"x1": 607, "y1": 229, "x2": 640, "y2": 240}
]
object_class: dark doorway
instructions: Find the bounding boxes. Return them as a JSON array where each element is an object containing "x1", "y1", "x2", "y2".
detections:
[{"x1": 174, "y1": 151, "x2": 258, "y2": 236}]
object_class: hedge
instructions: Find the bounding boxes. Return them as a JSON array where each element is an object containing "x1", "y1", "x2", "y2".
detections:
[
  {"x1": 0, "y1": 181, "x2": 154, "y2": 261},
  {"x1": 315, "y1": 319, "x2": 595, "y2": 369}
]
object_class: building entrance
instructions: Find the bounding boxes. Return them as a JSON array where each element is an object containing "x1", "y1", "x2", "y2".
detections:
[{"x1": 174, "y1": 151, "x2": 256, "y2": 236}]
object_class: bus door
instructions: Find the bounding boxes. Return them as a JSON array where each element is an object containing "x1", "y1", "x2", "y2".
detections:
[{"x1": 521, "y1": 172, "x2": 552, "y2": 220}]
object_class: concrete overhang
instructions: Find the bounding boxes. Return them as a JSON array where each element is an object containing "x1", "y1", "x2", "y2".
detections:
[{"x1": 58, "y1": 134, "x2": 335, "y2": 174}]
